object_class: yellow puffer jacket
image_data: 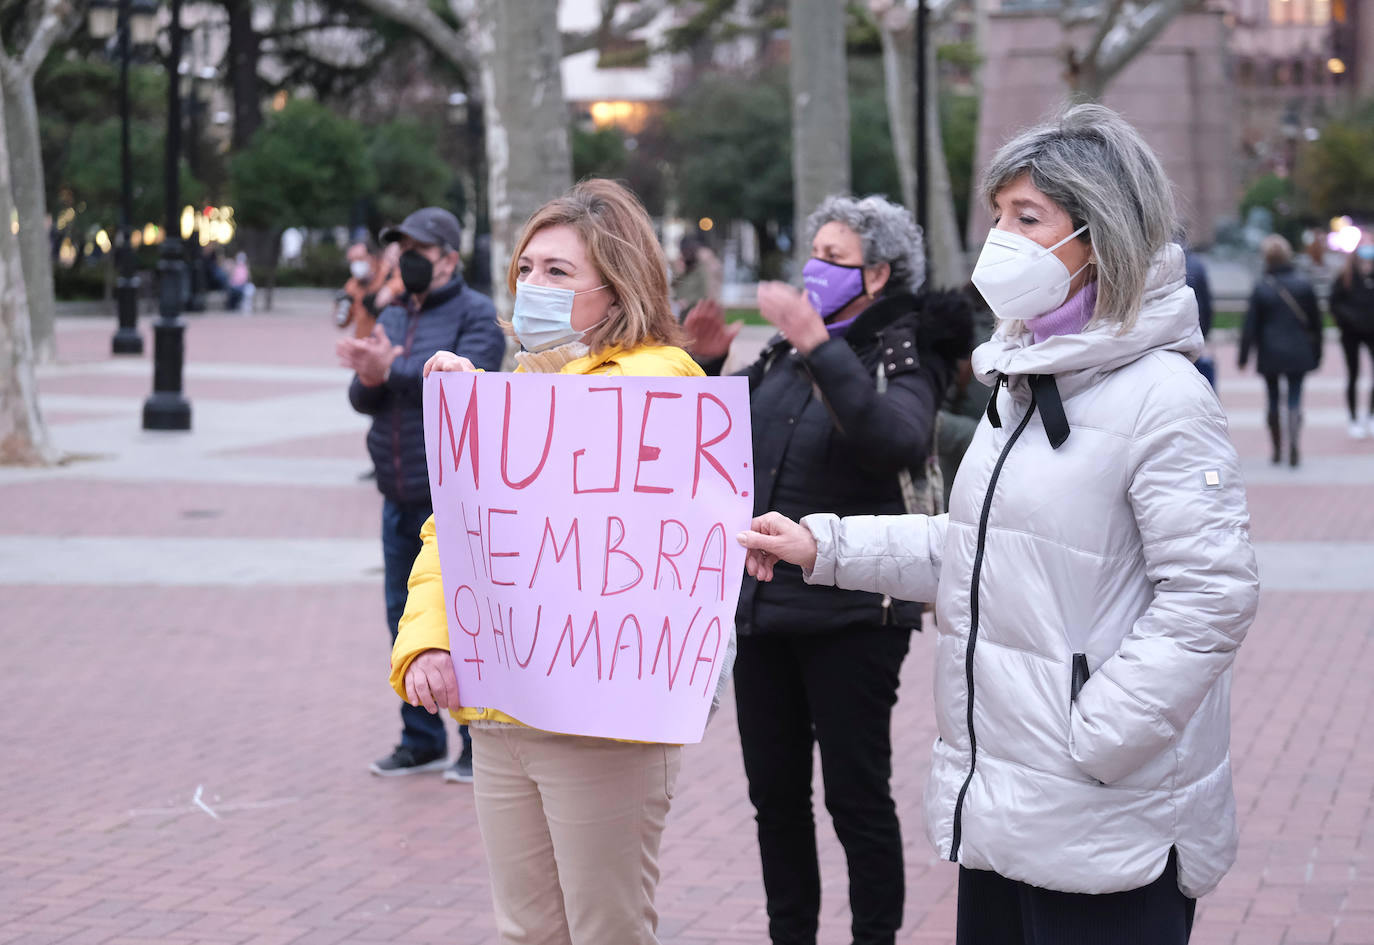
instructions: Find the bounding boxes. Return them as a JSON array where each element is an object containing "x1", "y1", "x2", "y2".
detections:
[{"x1": 388, "y1": 343, "x2": 706, "y2": 726}]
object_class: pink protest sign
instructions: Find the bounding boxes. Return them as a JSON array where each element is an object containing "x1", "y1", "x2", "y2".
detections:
[{"x1": 422, "y1": 371, "x2": 754, "y2": 744}]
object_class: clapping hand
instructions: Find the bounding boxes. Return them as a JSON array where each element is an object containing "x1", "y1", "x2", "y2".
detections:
[
  {"x1": 756, "y1": 282, "x2": 829, "y2": 355},
  {"x1": 735, "y1": 511, "x2": 819, "y2": 582},
  {"x1": 337, "y1": 324, "x2": 402, "y2": 386},
  {"x1": 683, "y1": 298, "x2": 742, "y2": 361}
]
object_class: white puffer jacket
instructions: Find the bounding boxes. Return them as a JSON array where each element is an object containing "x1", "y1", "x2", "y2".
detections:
[{"x1": 803, "y1": 245, "x2": 1259, "y2": 898}]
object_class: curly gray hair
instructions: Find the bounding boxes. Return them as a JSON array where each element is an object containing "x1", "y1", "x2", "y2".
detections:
[{"x1": 804, "y1": 194, "x2": 926, "y2": 295}]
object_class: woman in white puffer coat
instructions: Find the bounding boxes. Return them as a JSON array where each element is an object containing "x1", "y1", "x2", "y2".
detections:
[{"x1": 736, "y1": 104, "x2": 1260, "y2": 945}]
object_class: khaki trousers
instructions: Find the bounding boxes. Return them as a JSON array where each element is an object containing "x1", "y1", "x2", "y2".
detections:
[{"x1": 471, "y1": 725, "x2": 682, "y2": 945}]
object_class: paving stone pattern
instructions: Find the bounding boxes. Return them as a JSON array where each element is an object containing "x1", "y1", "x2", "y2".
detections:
[{"x1": 1, "y1": 301, "x2": 1371, "y2": 944}]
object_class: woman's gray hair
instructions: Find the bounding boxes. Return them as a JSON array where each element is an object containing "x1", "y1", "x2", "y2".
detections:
[
  {"x1": 979, "y1": 103, "x2": 1177, "y2": 332},
  {"x1": 805, "y1": 194, "x2": 926, "y2": 295}
]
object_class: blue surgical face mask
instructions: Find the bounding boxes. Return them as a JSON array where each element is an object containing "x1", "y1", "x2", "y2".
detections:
[
  {"x1": 511, "y1": 280, "x2": 608, "y2": 352},
  {"x1": 1357, "y1": 245, "x2": 1374, "y2": 262}
]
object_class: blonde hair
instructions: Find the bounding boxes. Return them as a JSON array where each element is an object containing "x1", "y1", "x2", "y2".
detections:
[
  {"x1": 1260, "y1": 234, "x2": 1293, "y2": 271},
  {"x1": 506, "y1": 179, "x2": 684, "y2": 353}
]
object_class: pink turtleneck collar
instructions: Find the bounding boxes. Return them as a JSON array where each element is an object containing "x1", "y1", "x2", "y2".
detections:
[{"x1": 1027, "y1": 281, "x2": 1098, "y2": 344}]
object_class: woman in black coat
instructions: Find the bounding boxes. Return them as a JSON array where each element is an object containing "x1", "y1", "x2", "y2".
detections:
[
  {"x1": 1239, "y1": 234, "x2": 1324, "y2": 466},
  {"x1": 1329, "y1": 242, "x2": 1374, "y2": 438},
  {"x1": 687, "y1": 195, "x2": 971, "y2": 945}
]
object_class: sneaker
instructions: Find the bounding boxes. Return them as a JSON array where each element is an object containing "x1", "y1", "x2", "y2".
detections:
[
  {"x1": 444, "y1": 745, "x2": 474, "y2": 784},
  {"x1": 369, "y1": 745, "x2": 448, "y2": 777},
  {"x1": 1350, "y1": 421, "x2": 1368, "y2": 439}
]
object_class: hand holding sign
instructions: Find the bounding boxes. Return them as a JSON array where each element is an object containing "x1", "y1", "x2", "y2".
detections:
[
  {"x1": 404, "y1": 648, "x2": 461, "y2": 713},
  {"x1": 736, "y1": 511, "x2": 818, "y2": 582},
  {"x1": 425, "y1": 350, "x2": 479, "y2": 377}
]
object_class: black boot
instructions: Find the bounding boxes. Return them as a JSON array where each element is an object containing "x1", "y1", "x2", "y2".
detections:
[
  {"x1": 1288, "y1": 410, "x2": 1302, "y2": 467},
  {"x1": 1267, "y1": 411, "x2": 1282, "y2": 465}
]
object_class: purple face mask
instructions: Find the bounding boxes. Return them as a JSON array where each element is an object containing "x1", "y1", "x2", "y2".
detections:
[{"x1": 802, "y1": 257, "x2": 866, "y2": 319}]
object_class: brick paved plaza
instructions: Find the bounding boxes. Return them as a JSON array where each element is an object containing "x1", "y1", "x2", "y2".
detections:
[{"x1": 2, "y1": 293, "x2": 1371, "y2": 944}]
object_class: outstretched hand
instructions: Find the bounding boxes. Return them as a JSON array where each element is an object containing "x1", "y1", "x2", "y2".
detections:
[
  {"x1": 683, "y1": 298, "x2": 742, "y2": 361},
  {"x1": 736, "y1": 511, "x2": 819, "y2": 582},
  {"x1": 403, "y1": 648, "x2": 459, "y2": 713}
]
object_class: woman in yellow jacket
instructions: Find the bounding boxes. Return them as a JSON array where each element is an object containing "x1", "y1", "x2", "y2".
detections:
[{"x1": 390, "y1": 179, "x2": 704, "y2": 945}]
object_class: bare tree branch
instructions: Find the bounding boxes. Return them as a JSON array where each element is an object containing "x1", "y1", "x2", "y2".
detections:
[
  {"x1": 0, "y1": 0, "x2": 78, "y2": 77},
  {"x1": 353, "y1": 0, "x2": 479, "y2": 81},
  {"x1": 1094, "y1": 0, "x2": 1200, "y2": 85},
  {"x1": 562, "y1": 0, "x2": 667, "y2": 57},
  {"x1": 1080, "y1": 0, "x2": 1128, "y2": 70}
]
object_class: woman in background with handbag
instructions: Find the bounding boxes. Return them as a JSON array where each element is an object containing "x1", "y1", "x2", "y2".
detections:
[
  {"x1": 1239, "y1": 234, "x2": 1325, "y2": 466},
  {"x1": 686, "y1": 195, "x2": 971, "y2": 945}
]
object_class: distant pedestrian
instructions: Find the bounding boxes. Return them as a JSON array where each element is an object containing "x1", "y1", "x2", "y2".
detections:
[
  {"x1": 671, "y1": 235, "x2": 723, "y2": 319},
  {"x1": 336, "y1": 238, "x2": 394, "y2": 339},
  {"x1": 1239, "y1": 235, "x2": 1324, "y2": 466},
  {"x1": 1328, "y1": 241, "x2": 1374, "y2": 438},
  {"x1": 226, "y1": 252, "x2": 254, "y2": 313},
  {"x1": 336, "y1": 206, "x2": 504, "y2": 783},
  {"x1": 1184, "y1": 247, "x2": 1216, "y2": 388}
]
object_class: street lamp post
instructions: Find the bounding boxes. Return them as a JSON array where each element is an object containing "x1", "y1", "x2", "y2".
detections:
[
  {"x1": 143, "y1": 0, "x2": 191, "y2": 430},
  {"x1": 89, "y1": 0, "x2": 158, "y2": 355},
  {"x1": 914, "y1": 0, "x2": 928, "y2": 266}
]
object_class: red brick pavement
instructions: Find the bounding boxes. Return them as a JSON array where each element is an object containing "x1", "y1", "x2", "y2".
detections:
[{"x1": 1, "y1": 313, "x2": 1370, "y2": 945}]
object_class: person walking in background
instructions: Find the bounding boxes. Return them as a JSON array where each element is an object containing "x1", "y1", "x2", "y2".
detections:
[
  {"x1": 394, "y1": 179, "x2": 704, "y2": 945},
  {"x1": 1239, "y1": 235, "x2": 1324, "y2": 466},
  {"x1": 687, "y1": 195, "x2": 972, "y2": 945},
  {"x1": 1328, "y1": 241, "x2": 1374, "y2": 438},
  {"x1": 226, "y1": 251, "x2": 254, "y2": 313},
  {"x1": 735, "y1": 104, "x2": 1259, "y2": 945},
  {"x1": 337, "y1": 206, "x2": 504, "y2": 783},
  {"x1": 1184, "y1": 245, "x2": 1216, "y2": 388},
  {"x1": 336, "y1": 237, "x2": 395, "y2": 339},
  {"x1": 671, "y1": 234, "x2": 723, "y2": 319}
]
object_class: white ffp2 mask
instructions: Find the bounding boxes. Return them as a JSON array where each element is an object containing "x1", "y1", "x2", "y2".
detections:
[{"x1": 971, "y1": 224, "x2": 1089, "y2": 322}]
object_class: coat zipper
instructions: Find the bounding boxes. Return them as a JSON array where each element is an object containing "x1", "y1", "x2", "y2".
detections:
[{"x1": 948, "y1": 382, "x2": 1038, "y2": 862}]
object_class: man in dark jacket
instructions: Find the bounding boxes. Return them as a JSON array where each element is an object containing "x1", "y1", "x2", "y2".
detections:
[{"x1": 337, "y1": 206, "x2": 505, "y2": 780}]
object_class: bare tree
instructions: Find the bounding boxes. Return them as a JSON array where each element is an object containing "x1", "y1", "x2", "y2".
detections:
[
  {"x1": 0, "y1": 0, "x2": 81, "y2": 366},
  {"x1": 788, "y1": 0, "x2": 849, "y2": 251},
  {"x1": 470, "y1": 0, "x2": 571, "y2": 318},
  {"x1": 1060, "y1": 0, "x2": 1204, "y2": 102},
  {"x1": 352, "y1": 0, "x2": 664, "y2": 312},
  {"x1": 0, "y1": 82, "x2": 55, "y2": 465},
  {"x1": 868, "y1": 0, "x2": 965, "y2": 287}
]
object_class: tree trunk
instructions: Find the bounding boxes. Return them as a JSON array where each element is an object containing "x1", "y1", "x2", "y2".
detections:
[
  {"x1": 1, "y1": 63, "x2": 57, "y2": 364},
  {"x1": 472, "y1": 0, "x2": 572, "y2": 317},
  {"x1": 788, "y1": 0, "x2": 849, "y2": 254},
  {"x1": 0, "y1": 89, "x2": 55, "y2": 466},
  {"x1": 920, "y1": 33, "x2": 965, "y2": 287},
  {"x1": 878, "y1": 23, "x2": 916, "y2": 213},
  {"x1": 877, "y1": 16, "x2": 965, "y2": 287},
  {"x1": 225, "y1": 0, "x2": 262, "y2": 150}
]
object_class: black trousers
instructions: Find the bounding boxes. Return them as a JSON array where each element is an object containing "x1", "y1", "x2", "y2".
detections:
[
  {"x1": 734, "y1": 626, "x2": 912, "y2": 945},
  {"x1": 956, "y1": 849, "x2": 1197, "y2": 945}
]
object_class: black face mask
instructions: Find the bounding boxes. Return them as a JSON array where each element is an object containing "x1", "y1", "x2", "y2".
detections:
[{"x1": 399, "y1": 250, "x2": 434, "y2": 295}]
